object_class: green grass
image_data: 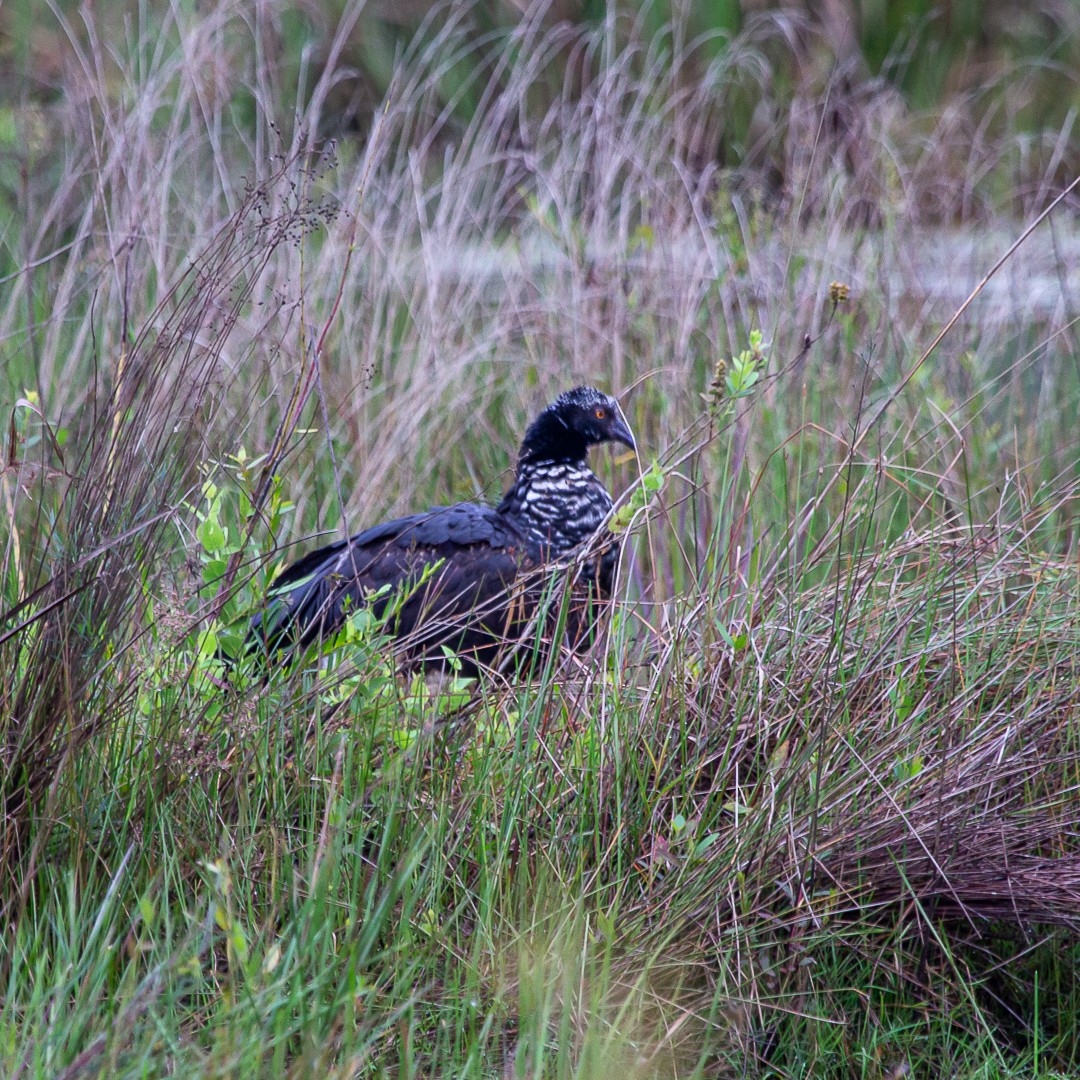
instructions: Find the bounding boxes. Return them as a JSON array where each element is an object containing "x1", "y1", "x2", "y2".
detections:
[{"x1": 2, "y1": 2, "x2": 1080, "y2": 1076}]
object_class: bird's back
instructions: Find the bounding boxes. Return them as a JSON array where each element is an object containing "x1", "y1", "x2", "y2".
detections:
[{"x1": 248, "y1": 502, "x2": 544, "y2": 671}]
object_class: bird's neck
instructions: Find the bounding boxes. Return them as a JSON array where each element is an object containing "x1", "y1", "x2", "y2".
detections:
[
  {"x1": 498, "y1": 457, "x2": 613, "y2": 552},
  {"x1": 519, "y1": 412, "x2": 588, "y2": 463}
]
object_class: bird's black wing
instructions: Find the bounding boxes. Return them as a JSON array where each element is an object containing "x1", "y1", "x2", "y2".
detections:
[{"x1": 246, "y1": 503, "x2": 539, "y2": 668}]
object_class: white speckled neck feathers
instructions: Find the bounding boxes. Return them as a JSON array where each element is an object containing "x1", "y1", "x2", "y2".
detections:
[
  {"x1": 497, "y1": 386, "x2": 632, "y2": 553},
  {"x1": 497, "y1": 460, "x2": 613, "y2": 552}
]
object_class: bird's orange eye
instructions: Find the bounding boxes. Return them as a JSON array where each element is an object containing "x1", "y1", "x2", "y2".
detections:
[{"x1": 594, "y1": 407, "x2": 606, "y2": 420}]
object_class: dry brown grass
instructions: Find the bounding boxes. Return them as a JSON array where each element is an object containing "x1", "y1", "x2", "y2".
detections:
[{"x1": 0, "y1": 1, "x2": 1078, "y2": 1073}]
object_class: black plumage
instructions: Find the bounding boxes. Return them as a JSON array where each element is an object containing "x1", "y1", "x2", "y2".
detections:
[{"x1": 246, "y1": 386, "x2": 635, "y2": 674}]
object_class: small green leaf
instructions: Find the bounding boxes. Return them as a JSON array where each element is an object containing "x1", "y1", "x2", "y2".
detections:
[
  {"x1": 693, "y1": 833, "x2": 719, "y2": 858},
  {"x1": 197, "y1": 516, "x2": 226, "y2": 553},
  {"x1": 197, "y1": 628, "x2": 219, "y2": 657},
  {"x1": 202, "y1": 557, "x2": 228, "y2": 585},
  {"x1": 630, "y1": 223, "x2": 654, "y2": 252},
  {"x1": 609, "y1": 504, "x2": 636, "y2": 533},
  {"x1": 263, "y1": 942, "x2": 282, "y2": 974},
  {"x1": 393, "y1": 727, "x2": 418, "y2": 750},
  {"x1": 0, "y1": 108, "x2": 18, "y2": 146}
]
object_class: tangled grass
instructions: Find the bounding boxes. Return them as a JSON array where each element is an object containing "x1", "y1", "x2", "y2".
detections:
[{"x1": 1, "y1": 1, "x2": 1079, "y2": 1075}]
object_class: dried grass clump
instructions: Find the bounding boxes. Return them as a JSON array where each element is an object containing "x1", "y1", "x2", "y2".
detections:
[
  {"x1": 620, "y1": 519, "x2": 1080, "y2": 948},
  {"x1": 0, "y1": 152, "x2": 332, "y2": 897},
  {"x1": 0, "y1": 0, "x2": 1078, "y2": 1070}
]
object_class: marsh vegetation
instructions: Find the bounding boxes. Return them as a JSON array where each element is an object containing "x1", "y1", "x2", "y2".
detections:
[{"x1": 1, "y1": 1, "x2": 1079, "y2": 1075}]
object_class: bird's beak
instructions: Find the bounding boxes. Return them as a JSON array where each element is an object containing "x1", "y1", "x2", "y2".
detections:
[{"x1": 611, "y1": 404, "x2": 637, "y2": 454}]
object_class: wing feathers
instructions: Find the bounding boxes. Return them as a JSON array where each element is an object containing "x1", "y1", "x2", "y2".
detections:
[
  {"x1": 246, "y1": 500, "x2": 617, "y2": 674},
  {"x1": 248, "y1": 503, "x2": 534, "y2": 664}
]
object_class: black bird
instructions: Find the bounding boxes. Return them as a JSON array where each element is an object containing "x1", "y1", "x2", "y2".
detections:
[{"x1": 247, "y1": 386, "x2": 636, "y2": 675}]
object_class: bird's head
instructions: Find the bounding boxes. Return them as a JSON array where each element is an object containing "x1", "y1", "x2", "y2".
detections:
[{"x1": 519, "y1": 386, "x2": 636, "y2": 464}]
